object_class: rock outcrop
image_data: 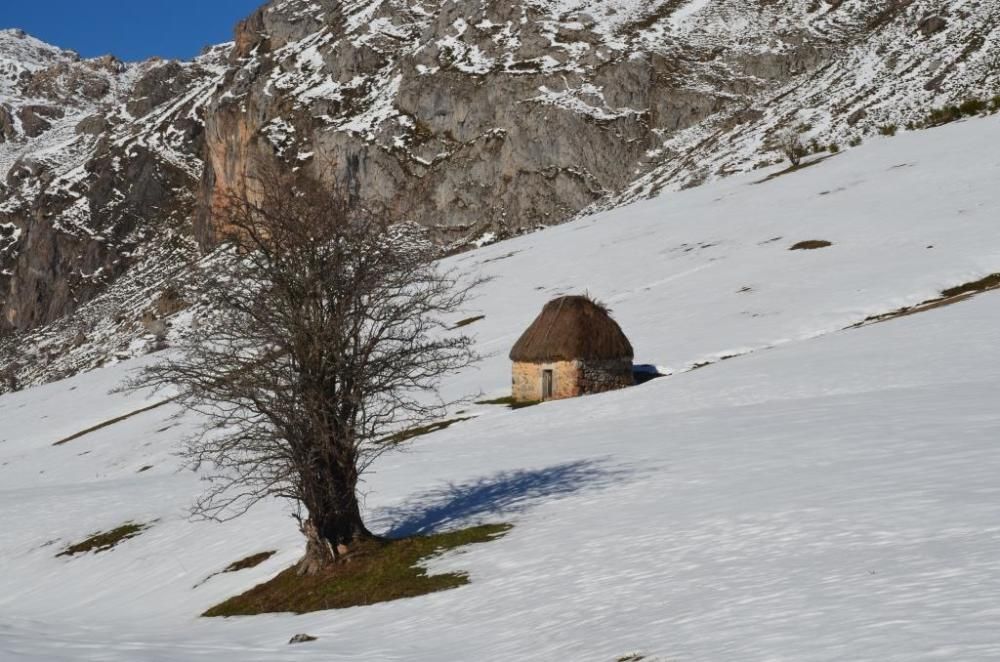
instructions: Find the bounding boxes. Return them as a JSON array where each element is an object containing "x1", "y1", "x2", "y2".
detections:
[
  {"x1": 196, "y1": 0, "x2": 827, "y2": 244},
  {"x1": 0, "y1": 29, "x2": 227, "y2": 333},
  {"x1": 194, "y1": 0, "x2": 1000, "y2": 244}
]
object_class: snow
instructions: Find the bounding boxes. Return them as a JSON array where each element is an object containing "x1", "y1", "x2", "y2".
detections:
[
  {"x1": 526, "y1": 0, "x2": 665, "y2": 35},
  {"x1": 335, "y1": 73, "x2": 403, "y2": 136},
  {"x1": 529, "y1": 82, "x2": 644, "y2": 121},
  {"x1": 2, "y1": 116, "x2": 1000, "y2": 660},
  {"x1": 669, "y1": 0, "x2": 712, "y2": 30}
]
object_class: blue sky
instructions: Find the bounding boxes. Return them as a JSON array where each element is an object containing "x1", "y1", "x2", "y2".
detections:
[{"x1": 1, "y1": 1, "x2": 265, "y2": 61}]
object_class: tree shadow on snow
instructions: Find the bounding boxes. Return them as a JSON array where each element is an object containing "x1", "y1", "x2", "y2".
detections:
[{"x1": 379, "y1": 459, "x2": 631, "y2": 538}]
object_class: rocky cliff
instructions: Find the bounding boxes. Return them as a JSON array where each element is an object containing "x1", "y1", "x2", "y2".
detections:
[
  {"x1": 197, "y1": 0, "x2": 831, "y2": 244},
  {"x1": 198, "y1": 0, "x2": 1000, "y2": 243},
  {"x1": 0, "y1": 29, "x2": 228, "y2": 335},
  {"x1": 1, "y1": 0, "x2": 999, "y2": 386}
]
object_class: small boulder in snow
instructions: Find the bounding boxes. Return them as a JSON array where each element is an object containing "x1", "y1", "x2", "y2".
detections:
[{"x1": 918, "y1": 16, "x2": 947, "y2": 37}]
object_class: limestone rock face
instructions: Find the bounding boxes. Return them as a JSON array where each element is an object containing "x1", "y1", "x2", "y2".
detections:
[
  {"x1": 196, "y1": 0, "x2": 823, "y2": 244},
  {"x1": 195, "y1": 0, "x2": 1000, "y2": 246},
  {"x1": 0, "y1": 29, "x2": 228, "y2": 334}
]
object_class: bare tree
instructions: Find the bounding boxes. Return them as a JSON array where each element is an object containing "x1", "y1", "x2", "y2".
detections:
[
  {"x1": 776, "y1": 127, "x2": 808, "y2": 167},
  {"x1": 134, "y1": 167, "x2": 482, "y2": 574}
]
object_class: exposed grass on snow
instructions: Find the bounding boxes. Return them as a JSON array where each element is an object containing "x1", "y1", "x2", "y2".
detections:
[
  {"x1": 851, "y1": 273, "x2": 1000, "y2": 328},
  {"x1": 53, "y1": 400, "x2": 173, "y2": 446},
  {"x1": 202, "y1": 523, "x2": 512, "y2": 616},
  {"x1": 195, "y1": 551, "x2": 278, "y2": 588},
  {"x1": 476, "y1": 396, "x2": 540, "y2": 410},
  {"x1": 789, "y1": 240, "x2": 833, "y2": 250},
  {"x1": 751, "y1": 154, "x2": 834, "y2": 184},
  {"x1": 384, "y1": 417, "x2": 474, "y2": 444},
  {"x1": 452, "y1": 315, "x2": 485, "y2": 329},
  {"x1": 940, "y1": 273, "x2": 1000, "y2": 298},
  {"x1": 57, "y1": 522, "x2": 151, "y2": 557},
  {"x1": 223, "y1": 551, "x2": 277, "y2": 572}
]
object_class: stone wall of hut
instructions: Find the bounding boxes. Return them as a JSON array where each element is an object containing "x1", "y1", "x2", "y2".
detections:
[
  {"x1": 512, "y1": 359, "x2": 633, "y2": 402},
  {"x1": 512, "y1": 360, "x2": 579, "y2": 402},
  {"x1": 577, "y1": 358, "x2": 634, "y2": 394}
]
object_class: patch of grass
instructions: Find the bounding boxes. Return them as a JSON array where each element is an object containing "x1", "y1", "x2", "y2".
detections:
[
  {"x1": 53, "y1": 399, "x2": 173, "y2": 446},
  {"x1": 481, "y1": 250, "x2": 521, "y2": 264},
  {"x1": 203, "y1": 523, "x2": 512, "y2": 616},
  {"x1": 789, "y1": 240, "x2": 833, "y2": 250},
  {"x1": 196, "y1": 551, "x2": 278, "y2": 588},
  {"x1": 451, "y1": 315, "x2": 485, "y2": 329},
  {"x1": 383, "y1": 417, "x2": 473, "y2": 444},
  {"x1": 940, "y1": 272, "x2": 1000, "y2": 298},
  {"x1": 878, "y1": 123, "x2": 898, "y2": 136},
  {"x1": 850, "y1": 273, "x2": 1000, "y2": 328},
  {"x1": 476, "y1": 395, "x2": 540, "y2": 410},
  {"x1": 57, "y1": 522, "x2": 151, "y2": 557},
  {"x1": 752, "y1": 154, "x2": 834, "y2": 185},
  {"x1": 225, "y1": 550, "x2": 277, "y2": 573}
]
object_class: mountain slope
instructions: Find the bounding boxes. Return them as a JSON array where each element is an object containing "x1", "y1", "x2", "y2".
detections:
[
  {"x1": 3, "y1": 0, "x2": 1000, "y2": 346},
  {"x1": 200, "y1": 0, "x2": 1000, "y2": 239},
  {"x1": 2, "y1": 114, "x2": 1000, "y2": 661},
  {"x1": 0, "y1": 29, "x2": 228, "y2": 334}
]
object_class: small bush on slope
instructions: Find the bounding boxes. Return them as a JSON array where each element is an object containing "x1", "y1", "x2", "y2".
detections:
[{"x1": 923, "y1": 94, "x2": 1000, "y2": 127}]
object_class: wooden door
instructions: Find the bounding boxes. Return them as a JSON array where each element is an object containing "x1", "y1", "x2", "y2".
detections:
[{"x1": 542, "y1": 369, "x2": 553, "y2": 399}]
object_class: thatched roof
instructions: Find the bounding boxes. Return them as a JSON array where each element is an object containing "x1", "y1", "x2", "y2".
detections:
[{"x1": 509, "y1": 295, "x2": 634, "y2": 362}]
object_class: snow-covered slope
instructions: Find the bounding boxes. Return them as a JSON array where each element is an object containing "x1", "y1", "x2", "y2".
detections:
[{"x1": 2, "y1": 115, "x2": 1000, "y2": 661}]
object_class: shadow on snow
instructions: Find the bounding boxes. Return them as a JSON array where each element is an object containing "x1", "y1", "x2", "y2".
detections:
[{"x1": 379, "y1": 459, "x2": 631, "y2": 538}]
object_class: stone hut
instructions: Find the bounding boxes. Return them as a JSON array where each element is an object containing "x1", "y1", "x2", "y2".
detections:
[{"x1": 509, "y1": 295, "x2": 634, "y2": 402}]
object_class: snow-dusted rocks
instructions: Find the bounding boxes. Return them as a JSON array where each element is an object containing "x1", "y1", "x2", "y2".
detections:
[
  {"x1": 199, "y1": 0, "x2": 1000, "y2": 246},
  {"x1": 0, "y1": 31, "x2": 228, "y2": 335}
]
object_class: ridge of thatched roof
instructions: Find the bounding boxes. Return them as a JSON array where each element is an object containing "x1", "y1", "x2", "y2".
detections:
[{"x1": 509, "y1": 295, "x2": 634, "y2": 362}]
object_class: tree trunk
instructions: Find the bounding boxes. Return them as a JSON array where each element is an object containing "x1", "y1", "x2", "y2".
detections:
[{"x1": 296, "y1": 484, "x2": 375, "y2": 575}]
